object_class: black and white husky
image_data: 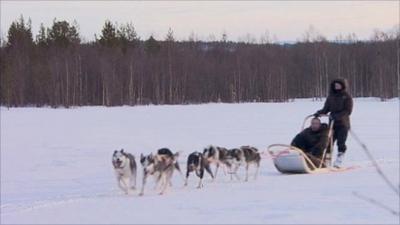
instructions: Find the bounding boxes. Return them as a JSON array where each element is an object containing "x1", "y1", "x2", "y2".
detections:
[
  {"x1": 225, "y1": 146, "x2": 261, "y2": 181},
  {"x1": 112, "y1": 149, "x2": 137, "y2": 194},
  {"x1": 185, "y1": 151, "x2": 214, "y2": 188},
  {"x1": 203, "y1": 145, "x2": 229, "y2": 179},
  {"x1": 139, "y1": 148, "x2": 181, "y2": 196}
]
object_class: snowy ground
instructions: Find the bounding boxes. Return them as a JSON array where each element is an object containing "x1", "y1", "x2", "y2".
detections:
[{"x1": 1, "y1": 98, "x2": 399, "y2": 224}]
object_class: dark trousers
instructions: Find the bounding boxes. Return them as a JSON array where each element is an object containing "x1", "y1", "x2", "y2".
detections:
[{"x1": 332, "y1": 125, "x2": 349, "y2": 153}]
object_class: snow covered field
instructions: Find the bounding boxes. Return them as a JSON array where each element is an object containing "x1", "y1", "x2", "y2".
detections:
[{"x1": 1, "y1": 98, "x2": 399, "y2": 224}]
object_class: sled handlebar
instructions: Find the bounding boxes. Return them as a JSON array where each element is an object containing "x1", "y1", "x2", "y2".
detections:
[{"x1": 301, "y1": 114, "x2": 331, "y2": 130}]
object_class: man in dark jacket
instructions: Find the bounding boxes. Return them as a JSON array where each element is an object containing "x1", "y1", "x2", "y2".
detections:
[
  {"x1": 291, "y1": 117, "x2": 329, "y2": 168},
  {"x1": 314, "y1": 78, "x2": 353, "y2": 168}
]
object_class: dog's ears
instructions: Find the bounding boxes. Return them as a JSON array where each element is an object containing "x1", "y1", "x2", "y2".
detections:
[
  {"x1": 114, "y1": 150, "x2": 117, "y2": 154},
  {"x1": 120, "y1": 149, "x2": 124, "y2": 153},
  {"x1": 140, "y1": 153, "x2": 144, "y2": 159}
]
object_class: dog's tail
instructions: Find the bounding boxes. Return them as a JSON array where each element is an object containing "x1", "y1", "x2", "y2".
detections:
[
  {"x1": 172, "y1": 151, "x2": 182, "y2": 165},
  {"x1": 173, "y1": 151, "x2": 183, "y2": 175},
  {"x1": 173, "y1": 150, "x2": 183, "y2": 160}
]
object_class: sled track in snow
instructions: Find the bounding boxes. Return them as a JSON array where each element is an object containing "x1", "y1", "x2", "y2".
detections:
[
  {"x1": 3, "y1": 157, "x2": 395, "y2": 216},
  {"x1": 1, "y1": 191, "x2": 120, "y2": 215}
]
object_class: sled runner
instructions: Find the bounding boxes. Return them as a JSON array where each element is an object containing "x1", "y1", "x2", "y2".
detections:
[{"x1": 268, "y1": 115, "x2": 339, "y2": 174}]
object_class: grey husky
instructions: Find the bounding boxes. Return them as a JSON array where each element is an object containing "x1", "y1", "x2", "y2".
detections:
[
  {"x1": 112, "y1": 149, "x2": 137, "y2": 194},
  {"x1": 139, "y1": 148, "x2": 181, "y2": 196},
  {"x1": 225, "y1": 146, "x2": 261, "y2": 181}
]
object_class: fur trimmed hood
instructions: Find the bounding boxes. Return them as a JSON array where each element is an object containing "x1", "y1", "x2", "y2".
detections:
[{"x1": 329, "y1": 78, "x2": 348, "y2": 94}]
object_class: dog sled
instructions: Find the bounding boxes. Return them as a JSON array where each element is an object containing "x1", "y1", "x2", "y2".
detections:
[{"x1": 268, "y1": 115, "x2": 350, "y2": 174}]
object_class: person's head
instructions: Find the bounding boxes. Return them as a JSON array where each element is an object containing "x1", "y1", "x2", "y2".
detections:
[
  {"x1": 334, "y1": 82, "x2": 343, "y2": 91},
  {"x1": 330, "y1": 79, "x2": 347, "y2": 94},
  {"x1": 310, "y1": 117, "x2": 321, "y2": 131}
]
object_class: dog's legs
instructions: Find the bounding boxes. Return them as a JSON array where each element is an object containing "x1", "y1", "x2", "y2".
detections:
[
  {"x1": 163, "y1": 171, "x2": 175, "y2": 194},
  {"x1": 245, "y1": 163, "x2": 249, "y2": 182},
  {"x1": 254, "y1": 162, "x2": 260, "y2": 180},
  {"x1": 149, "y1": 172, "x2": 159, "y2": 190},
  {"x1": 197, "y1": 168, "x2": 204, "y2": 189},
  {"x1": 228, "y1": 164, "x2": 237, "y2": 181},
  {"x1": 122, "y1": 177, "x2": 134, "y2": 194},
  {"x1": 214, "y1": 163, "x2": 220, "y2": 178},
  {"x1": 158, "y1": 174, "x2": 165, "y2": 194},
  {"x1": 159, "y1": 173, "x2": 169, "y2": 195},
  {"x1": 222, "y1": 163, "x2": 227, "y2": 175},
  {"x1": 154, "y1": 173, "x2": 162, "y2": 190},
  {"x1": 197, "y1": 177, "x2": 203, "y2": 189},
  {"x1": 204, "y1": 163, "x2": 214, "y2": 180},
  {"x1": 184, "y1": 169, "x2": 190, "y2": 186},
  {"x1": 131, "y1": 168, "x2": 137, "y2": 190},
  {"x1": 169, "y1": 179, "x2": 173, "y2": 187},
  {"x1": 128, "y1": 171, "x2": 136, "y2": 190},
  {"x1": 230, "y1": 169, "x2": 233, "y2": 181},
  {"x1": 161, "y1": 172, "x2": 170, "y2": 193},
  {"x1": 139, "y1": 173, "x2": 148, "y2": 196},
  {"x1": 233, "y1": 164, "x2": 241, "y2": 181},
  {"x1": 168, "y1": 172, "x2": 174, "y2": 191},
  {"x1": 117, "y1": 177, "x2": 128, "y2": 194},
  {"x1": 119, "y1": 177, "x2": 131, "y2": 194}
]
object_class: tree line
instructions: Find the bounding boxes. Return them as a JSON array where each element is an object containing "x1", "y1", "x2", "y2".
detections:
[{"x1": 1, "y1": 16, "x2": 398, "y2": 107}]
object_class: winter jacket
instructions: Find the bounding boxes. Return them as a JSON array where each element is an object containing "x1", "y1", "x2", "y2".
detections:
[
  {"x1": 291, "y1": 123, "x2": 329, "y2": 157},
  {"x1": 316, "y1": 79, "x2": 353, "y2": 128}
]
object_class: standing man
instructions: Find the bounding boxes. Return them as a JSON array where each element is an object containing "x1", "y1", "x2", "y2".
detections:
[{"x1": 314, "y1": 78, "x2": 353, "y2": 168}]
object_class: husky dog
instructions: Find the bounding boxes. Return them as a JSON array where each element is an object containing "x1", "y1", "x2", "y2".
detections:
[
  {"x1": 157, "y1": 148, "x2": 183, "y2": 175},
  {"x1": 112, "y1": 149, "x2": 137, "y2": 194},
  {"x1": 224, "y1": 148, "x2": 243, "y2": 181},
  {"x1": 225, "y1": 146, "x2": 261, "y2": 181},
  {"x1": 203, "y1": 145, "x2": 229, "y2": 179},
  {"x1": 241, "y1": 146, "x2": 261, "y2": 181},
  {"x1": 185, "y1": 151, "x2": 214, "y2": 188},
  {"x1": 139, "y1": 148, "x2": 181, "y2": 196}
]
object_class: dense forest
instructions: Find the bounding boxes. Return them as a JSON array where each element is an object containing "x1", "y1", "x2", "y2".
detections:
[{"x1": 0, "y1": 16, "x2": 398, "y2": 107}]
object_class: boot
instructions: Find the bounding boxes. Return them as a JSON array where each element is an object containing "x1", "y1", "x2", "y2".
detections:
[{"x1": 334, "y1": 152, "x2": 345, "y2": 168}]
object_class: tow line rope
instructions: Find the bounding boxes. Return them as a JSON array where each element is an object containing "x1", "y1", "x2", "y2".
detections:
[{"x1": 350, "y1": 129, "x2": 400, "y2": 196}]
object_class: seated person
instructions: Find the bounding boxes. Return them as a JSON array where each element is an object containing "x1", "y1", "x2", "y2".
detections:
[{"x1": 291, "y1": 117, "x2": 329, "y2": 168}]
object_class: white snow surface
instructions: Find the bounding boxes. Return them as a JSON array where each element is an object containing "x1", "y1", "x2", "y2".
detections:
[{"x1": 1, "y1": 98, "x2": 399, "y2": 224}]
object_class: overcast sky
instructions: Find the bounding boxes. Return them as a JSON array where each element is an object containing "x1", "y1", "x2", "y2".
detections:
[{"x1": 1, "y1": 1, "x2": 398, "y2": 42}]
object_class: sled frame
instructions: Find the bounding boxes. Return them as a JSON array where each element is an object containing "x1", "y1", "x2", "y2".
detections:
[
  {"x1": 268, "y1": 115, "x2": 335, "y2": 173},
  {"x1": 267, "y1": 144, "x2": 317, "y2": 172}
]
